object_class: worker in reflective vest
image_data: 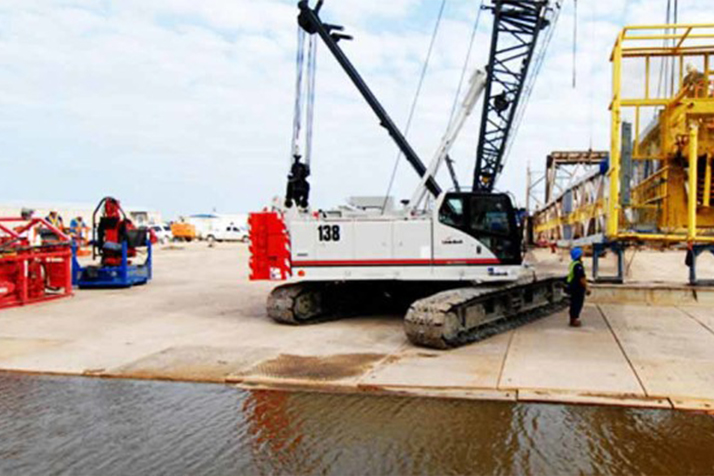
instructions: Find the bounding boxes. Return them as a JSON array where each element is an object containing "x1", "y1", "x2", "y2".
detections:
[
  {"x1": 69, "y1": 216, "x2": 85, "y2": 243},
  {"x1": 46, "y1": 210, "x2": 64, "y2": 230},
  {"x1": 566, "y1": 247, "x2": 590, "y2": 327}
]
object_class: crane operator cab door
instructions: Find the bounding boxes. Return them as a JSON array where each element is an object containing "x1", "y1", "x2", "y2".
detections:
[{"x1": 434, "y1": 192, "x2": 522, "y2": 266}]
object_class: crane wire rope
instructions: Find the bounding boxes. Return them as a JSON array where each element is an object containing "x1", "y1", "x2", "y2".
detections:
[
  {"x1": 669, "y1": 0, "x2": 684, "y2": 96},
  {"x1": 381, "y1": 0, "x2": 448, "y2": 213},
  {"x1": 656, "y1": 0, "x2": 671, "y2": 105},
  {"x1": 586, "y1": 0, "x2": 596, "y2": 150},
  {"x1": 305, "y1": 35, "x2": 318, "y2": 166},
  {"x1": 291, "y1": 27, "x2": 307, "y2": 161},
  {"x1": 655, "y1": 0, "x2": 678, "y2": 120},
  {"x1": 446, "y1": 0, "x2": 485, "y2": 132},
  {"x1": 572, "y1": 0, "x2": 577, "y2": 88},
  {"x1": 434, "y1": 0, "x2": 486, "y2": 200},
  {"x1": 290, "y1": 26, "x2": 318, "y2": 167}
]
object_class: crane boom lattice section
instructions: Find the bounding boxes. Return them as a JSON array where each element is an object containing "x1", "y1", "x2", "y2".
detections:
[{"x1": 474, "y1": 0, "x2": 552, "y2": 191}]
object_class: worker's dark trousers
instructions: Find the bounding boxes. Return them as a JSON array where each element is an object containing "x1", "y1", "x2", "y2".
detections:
[{"x1": 569, "y1": 292, "x2": 585, "y2": 320}]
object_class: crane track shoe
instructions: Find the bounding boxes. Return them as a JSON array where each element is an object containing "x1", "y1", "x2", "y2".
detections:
[
  {"x1": 404, "y1": 275, "x2": 567, "y2": 349},
  {"x1": 267, "y1": 281, "x2": 398, "y2": 325},
  {"x1": 267, "y1": 282, "x2": 327, "y2": 324}
]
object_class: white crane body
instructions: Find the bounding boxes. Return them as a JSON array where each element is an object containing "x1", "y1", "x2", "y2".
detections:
[
  {"x1": 251, "y1": 0, "x2": 566, "y2": 349},
  {"x1": 286, "y1": 200, "x2": 522, "y2": 283}
]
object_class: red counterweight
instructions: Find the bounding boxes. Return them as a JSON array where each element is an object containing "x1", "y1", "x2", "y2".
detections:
[{"x1": 248, "y1": 211, "x2": 291, "y2": 281}]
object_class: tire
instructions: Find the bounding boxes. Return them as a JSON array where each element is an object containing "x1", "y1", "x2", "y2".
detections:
[{"x1": 206, "y1": 235, "x2": 216, "y2": 244}]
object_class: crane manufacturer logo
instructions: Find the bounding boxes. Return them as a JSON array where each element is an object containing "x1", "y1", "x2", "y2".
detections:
[
  {"x1": 441, "y1": 237, "x2": 464, "y2": 245},
  {"x1": 488, "y1": 267, "x2": 508, "y2": 276}
]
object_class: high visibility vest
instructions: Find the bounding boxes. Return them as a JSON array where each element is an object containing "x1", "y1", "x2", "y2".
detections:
[
  {"x1": 567, "y1": 259, "x2": 583, "y2": 284},
  {"x1": 47, "y1": 215, "x2": 62, "y2": 228}
]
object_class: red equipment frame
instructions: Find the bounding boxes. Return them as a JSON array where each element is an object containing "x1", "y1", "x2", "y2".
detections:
[{"x1": 0, "y1": 217, "x2": 73, "y2": 310}]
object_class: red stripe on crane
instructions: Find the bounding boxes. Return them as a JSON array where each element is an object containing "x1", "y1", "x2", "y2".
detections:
[{"x1": 292, "y1": 258, "x2": 500, "y2": 267}]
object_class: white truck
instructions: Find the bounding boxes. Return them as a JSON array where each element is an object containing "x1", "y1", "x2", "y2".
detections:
[{"x1": 205, "y1": 223, "x2": 249, "y2": 243}]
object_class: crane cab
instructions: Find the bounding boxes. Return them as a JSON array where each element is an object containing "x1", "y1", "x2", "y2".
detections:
[{"x1": 434, "y1": 192, "x2": 522, "y2": 266}]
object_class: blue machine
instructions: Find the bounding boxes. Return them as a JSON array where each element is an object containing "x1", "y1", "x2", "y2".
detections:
[
  {"x1": 72, "y1": 239, "x2": 152, "y2": 289},
  {"x1": 71, "y1": 196, "x2": 153, "y2": 289}
]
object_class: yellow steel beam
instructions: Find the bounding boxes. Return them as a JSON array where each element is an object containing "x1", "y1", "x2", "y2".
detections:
[
  {"x1": 645, "y1": 56, "x2": 650, "y2": 99},
  {"x1": 688, "y1": 124, "x2": 699, "y2": 240},
  {"x1": 609, "y1": 33, "x2": 623, "y2": 239},
  {"x1": 621, "y1": 46, "x2": 714, "y2": 58},
  {"x1": 676, "y1": 27, "x2": 694, "y2": 49},
  {"x1": 635, "y1": 106, "x2": 641, "y2": 156},
  {"x1": 617, "y1": 233, "x2": 714, "y2": 243},
  {"x1": 623, "y1": 23, "x2": 714, "y2": 31},
  {"x1": 705, "y1": 155, "x2": 712, "y2": 207},
  {"x1": 621, "y1": 98, "x2": 671, "y2": 107},
  {"x1": 533, "y1": 202, "x2": 606, "y2": 234},
  {"x1": 622, "y1": 33, "x2": 714, "y2": 42}
]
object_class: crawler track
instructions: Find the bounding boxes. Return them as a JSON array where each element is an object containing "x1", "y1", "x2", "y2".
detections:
[
  {"x1": 267, "y1": 281, "x2": 399, "y2": 325},
  {"x1": 267, "y1": 276, "x2": 567, "y2": 349},
  {"x1": 404, "y1": 276, "x2": 567, "y2": 349},
  {"x1": 267, "y1": 282, "x2": 329, "y2": 324}
]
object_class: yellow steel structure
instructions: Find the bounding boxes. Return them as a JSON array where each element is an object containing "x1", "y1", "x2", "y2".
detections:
[
  {"x1": 610, "y1": 23, "x2": 714, "y2": 243},
  {"x1": 533, "y1": 24, "x2": 714, "y2": 246}
]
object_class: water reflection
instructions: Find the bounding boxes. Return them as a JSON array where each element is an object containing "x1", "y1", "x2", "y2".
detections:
[
  {"x1": 1, "y1": 373, "x2": 713, "y2": 475},
  {"x1": 240, "y1": 389, "x2": 714, "y2": 476}
]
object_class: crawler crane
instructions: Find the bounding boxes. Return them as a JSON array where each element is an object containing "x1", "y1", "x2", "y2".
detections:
[{"x1": 250, "y1": 0, "x2": 566, "y2": 349}]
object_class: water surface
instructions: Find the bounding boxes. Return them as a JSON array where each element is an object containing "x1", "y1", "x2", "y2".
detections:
[{"x1": 1, "y1": 373, "x2": 713, "y2": 475}]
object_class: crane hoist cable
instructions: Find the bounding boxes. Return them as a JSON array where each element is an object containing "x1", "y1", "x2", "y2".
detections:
[
  {"x1": 305, "y1": 33, "x2": 318, "y2": 166},
  {"x1": 286, "y1": 25, "x2": 318, "y2": 208},
  {"x1": 291, "y1": 29, "x2": 318, "y2": 166},
  {"x1": 446, "y1": 0, "x2": 485, "y2": 134},
  {"x1": 572, "y1": 0, "x2": 577, "y2": 88},
  {"x1": 669, "y1": 0, "x2": 672, "y2": 96},
  {"x1": 438, "y1": 0, "x2": 486, "y2": 196},
  {"x1": 657, "y1": 0, "x2": 672, "y2": 102},
  {"x1": 291, "y1": 27, "x2": 307, "y2": 161},
  {"x1": 381, "y1": 0, "x2": 448, "y2": 213}
]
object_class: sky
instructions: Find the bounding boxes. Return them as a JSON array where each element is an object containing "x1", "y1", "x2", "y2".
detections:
[{"x1": 0, "y1": 0, "x2": 712, "y2": 218}]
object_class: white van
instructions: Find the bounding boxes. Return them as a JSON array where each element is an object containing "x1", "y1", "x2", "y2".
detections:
[
  {"x1": 205, "y1": 224, "x2": 248, "y2": 243},
  {"x1": 149, "y1": 224, "x2": 173, "y2": 244}
]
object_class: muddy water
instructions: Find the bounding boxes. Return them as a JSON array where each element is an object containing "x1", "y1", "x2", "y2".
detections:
[{"x1": 1, "y1": 373, "x2": 714, "y2": 475}]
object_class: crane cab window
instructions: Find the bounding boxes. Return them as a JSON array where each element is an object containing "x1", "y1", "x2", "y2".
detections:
[
  {"x1": 439, "y1": 197, "x2": 465, "y2": 227},
  {"x1": 438, "y1": 192, "x2": 521, "y2": 264},
  {"x1": 470, "y1": 197, "x2": 511, "y2": 236}
]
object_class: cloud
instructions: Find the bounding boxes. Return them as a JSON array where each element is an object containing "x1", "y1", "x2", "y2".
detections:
[{"x1": 0, "y1": 0, "x2": 711, "y2": 217}]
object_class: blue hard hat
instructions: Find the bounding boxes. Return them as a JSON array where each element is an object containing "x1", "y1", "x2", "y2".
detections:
[{"x1": 571, "y1": 247, "x2": 583, "y2": 260}]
